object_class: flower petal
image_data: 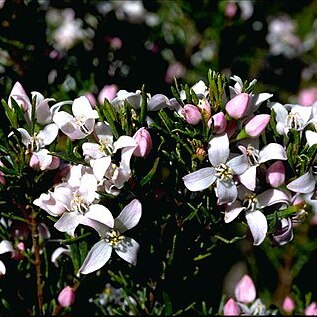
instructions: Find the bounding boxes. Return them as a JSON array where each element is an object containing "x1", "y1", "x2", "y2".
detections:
[
  {"x1": 258, "y1": 143, "x2": 286, "y2": 163},
  {"x1": 0, "y1": 260, "x2": 6, "y2": 275},
  {"x1": 228, "y1": 153, "x2": 249, "y2": 175},
  {"x1": 183, "y1": 167, "x2": 216, "y2": 191},
  {"x1": 238, "y1": 166, "x2": 257, "y2": 191},
  {"x1": 114, "y1": 199, "x2": 142, "y2": 233},
  {"x1": 217, "y1": 180, "x2": 238, "y2": 205},
  {"x1": 287, "y1": 171, "x2": 316, "y2": 193},
  {"x1": 54, "y1": 212, "x2": 81, "y2": 233},
  {"x1": 257, "y1": 189, "x2": 290, "y2": 208},
  {"x1": 115, "y1": 236, "x2": 140, "y2": 265},
  {"x1": 306, "y1": 130, "x2": 317, "y2": 147},
  {"x1": 245, "y1": 209, "x2": 268, "y2": 245},
  {"x1": 72, "y1": 96, "x2": 98, "y2": 119},
  {"x1": 0, "y1": 240, "x2": 14, "y2": 254},
  {"x1": 224, "y1": 201, "x2": 245, "y2": 223},
  {"x1": 38, "y1": 123, "x2": 59, "y2": 146},
  {"x1": 208, "y1": 133, "x2": 230, "y2": 166},
  {"x1": 79, "y1": 240, "x2": 112, "y2": 275},
  {"x1": 86, "y1": 204, "x2": 114, "y2": 228}
]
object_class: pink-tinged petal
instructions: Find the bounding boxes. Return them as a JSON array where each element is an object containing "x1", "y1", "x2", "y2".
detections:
[
  {"x1": 183, "y1": 167, "x2": 216, "y2": 191},
  {"x1": 272, "y1": 218, "x2": 293, "y2": 246},
  {"x1": 9, "y1": 82, "x2": 29, "y2": 111},
  {"x1": 115, "y1": 199, "x2": 142, "y2": 233},
  {"x1": 98, "y1": 84, "x2": 118, "y2": 104},
  {"x1": 282, "y1": 296, "x2": 295, "y2": 313},
  {"x1": 33, "y1": 192, "x2": 65, "y2": 216},
  {"x1": 38, "y1": 123, "x2": 59, "y2": 146},
  {"x1": 54, "y1": 212, "x2": 81, "y2": 233},
  {"x1": 235, "y1": 274, "x2": 256, "y2": 304},
  {"x1": 245, "y1": 114, "x2": 270, "y2": 138},
  {"x1": 259, "y1": 143, "x2": 286, "y2": 163},
  {"x1": 306, "y1": 130, "x2": 317, "y2": 147},
  {"x1": 0, "y1": 240, "x2": 14, "y2": 254},
  {"x1": 265, "y1": 161, "x2": 285, "y2": 188},
  {"x1": 212, "y1": 112, "x2": 227, "y2": 134},
  {"x1": 114, "y1": 236, "x2": 139, "y2": 265},
  {"x1": 58, "y1": 286, "x2": 76, "y2": 307},
  {"x1": 228, "y1": 153, "x2": 249, "y2": 175},
  {"x1": 91, "y1": 157, "x2": 112, "y2": 181},
  {"x1": 79, "y1": 240, "x2": 112, "y2": 274},
  {"x1": 53, "y1": 186, "x2": 73, "y2": 209},
  {"x1": 79, "y1": 173, "x2": 97, "y2": 203},
  {"x1": 0, "y1": 260, "x2": 6, "y2": 275},
  {"x1": 257, "y1": 189, "x2": 290, "y2": 208},
  {"x1": 133, "y1": 128, "x2": 153, "y2": 157},
  {"x1": 182, "y1": 104, "x2": 201, "y2": 125},
  {"x1": 287, "y1": 171, "x2": 316, "y2": 194},
  {"x1": 208, "y1": 133, "x2": 230, "y2": 166},
  {"x1": 86, "y1": 204, "x2": 114, "y2": 228},
  {"x1": 82, "y1": 142, "x2": 103, "y2": 159},
  {"x1": 305, "y1": 302, "x2": 317, "y2": 316},
  {"x1": 16, "y1": 128, "x2": 31, "y2": 147},
  {"x1": 239, "y1": 166, "x2": 257, "y2": 191},
  {"x1": 245, "y1": 209, "x2": 267, "y2": 245},
  {"x1": 72, "y1": 96, "x2": 98, "y2": 119},
  {"x1": 147, "y1": 94, "x2": 170, "y2": 111},
  {"x1": 217, "y1": 180, "x2": 238, "y2": 205},
  {"x1": 225, "y1": 93, "x2": 250, "y2": 119},
  {"x1": 94, "y1": 121, "x2": 113, "y2": 141},
  {"x1": 126, "y1": 93, "x2": 142, "y2": 110},
  {"x1": 224, "y1": 201, "x2": 245, "y2": 223},
  {"x1": 223, "y1": 298, "x2": 241, "y2": 316}
]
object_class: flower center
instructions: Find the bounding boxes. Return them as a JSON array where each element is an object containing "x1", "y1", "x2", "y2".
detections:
[
  {"x1": 285, "y1": 112, "x2": 304, "y2": 130},
  {"x1": 73, "y1": 115, "x2": 90, "y2": 134},
  {"x1": 27, "y1": 133, "x2": 44, "y2": 153},
  {"x1": 99, "y1": 138, "x2": 113, "y2": 156},
  {"x1": 246, "y1": 145, "x2": 260, "y2": 166},
  {"x1": 105, "y1": 229, "x2": 124, "y2": 247},
  {"x1": 70, "y1": 193, "x2": 89, "y2": 214},
  {"x1": 242, "y1": 193, "x2": 258, "y2": 211},
  {"x1": 214, "y1": 163, "x2": 233, "y2": 182}
]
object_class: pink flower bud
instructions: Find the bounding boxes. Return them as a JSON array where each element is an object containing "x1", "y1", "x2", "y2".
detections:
[
  {"x1": 85, "y1": 92, "x2": 96, "y2": 108},
  {"x1": 225, "y1": 93, "x2": 250, "y2": 119},
  {"x1": 211, "y1": 112, "x2": 227, "y2": 134},
  {"x1": 182, "y1": 104, "x2": 201, "y2": 125},
  {"x1": 234, "y1": 274, "x2": 256, "y2": 304},
  {"x1": 305, "y1": 302, "x2": 317, "y2": 316},
  {"x1": 58, "y1": 286, "x2": 76, "y2": 307},
  {"x1": 223, "y1": 298, "x2": 241, "y2": 316},
  {"x1": 225, "y1": 1, "x2": 237, "y2": 18},
  {"x1": 133, "y1": 127, "x2": 153, "y2": 157},
  {"x1": 98, "y1": 84, "x2": 118, "y2": 104},
  {"x1": 0, "y1": 161, "x2": 6, "y2": 187},
  {"x1": 197, "y1": 98, "x2": 211, "y2": 120},
  {"x1": 8, "y1": 82, "x2": 29, "y2": 111},
  {"x1": 283, "y1": 296, "x2": 295, "y2": 313},
  {"x1": 266, "y1": 161, "x2": 285, "y2": 188},
  {"x1": 12, "y1": 242, "x2": 25, "y2": 260},
  {"x1": 298, "y1": 87, "x2": 317, "y2": 107},
  {"x1": 245, "y1": 114, "x2": 270, "y2": 137}
]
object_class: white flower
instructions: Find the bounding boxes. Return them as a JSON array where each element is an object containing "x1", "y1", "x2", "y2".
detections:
[
  {"x1": 183, "y1": 133, "x2": 249, "y2": 204},
  {"x1": 0, "y1": 240, "x2": 14, "y2": 275},
  {"x1": 82, "y1": 122, "x2": 136, "y2": 181},
  {"x1": 53, "y1": 96, "x2": 99, "y2": 140},
  {"x1": 238, "y1": 139, "x2": 287, "y2": 191},
  {"x1": 78, "y1": 199, "x2": 142, "y2": 274},
  {"x1": 225, "y1": 186, "x2": 290, "y2": 245}
]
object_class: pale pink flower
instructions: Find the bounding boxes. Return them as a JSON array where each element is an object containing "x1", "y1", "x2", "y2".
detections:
[
  {"x1": 245, "y1": 114, "x2": 270, "y2": 137},
  {"x1": 282, "y1": 296, "x2": 295, "y2": 313},
  {"x1": 58, "y1": 286, "x2": 76, "y2": 307},
  {"x1": 298, "y1": 87, "x2": 317, "y2": 106},
  {"x1": 266, "y1": 161, "x2": 285, "y2": 188},
  {"x1": 98, "y1": 84, "x2": 118, "y2": 104},
  {"x1": 234, "y1": 274, "x2": 256, "y2": 304},
  {"x1": 305, "y1": 302, "x2": 317, "y2": 316},
  {"x1": 223, "y1": 298, "x2": 240, "y2": 315}
]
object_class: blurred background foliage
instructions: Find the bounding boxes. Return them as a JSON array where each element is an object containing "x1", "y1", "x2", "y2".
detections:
[{"x1": 1, "y1": 0, "x2": 317, "y2": 315}]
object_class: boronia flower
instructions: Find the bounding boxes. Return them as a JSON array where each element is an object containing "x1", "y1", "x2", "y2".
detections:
[
  {"x1": 78, "y1": 199, "x2": 142, "y2": 274},
  {"x1": 183, "y1": 133, "x2": 248, "y2": 205},
  {"x1": 53, "y1": 96, "x2": 99, "y2": 140}
]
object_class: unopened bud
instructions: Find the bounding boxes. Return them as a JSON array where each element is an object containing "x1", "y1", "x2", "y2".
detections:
[
  {"x1": 245, "y1": 114, "x2": 270, "y2": 137},
  {"x1": 8, "y1": 82, "x2": 29, "y2": 111},
  {"x1": 266, "y1": 161, "x2": 285, "y2": 188},
  {"x1": 58, "y1": 286, "x2": 76, "y2": 307},
  {"x1": 182, "y1": 104, "x2": 201, "y2": 125},
  {"x1": 212, "y1": 112, "x2": 227, "y2": 134},
  {"x1": 223, "y1": 298, "x2": 241, "y2": 316},
  {"x1": 235, "y1": 274, "x2": 256, "y2": 304},
  {"x1": 283, "y1": 296, "x2": 295, "y2": 313},
  {"x1": 225, "y1": 93, "x2": 250, "y2": 119},
  {"x1": 98, "y1": 84, "x2": 118, "y2": 104},
  {"x1": 305, "y1": 302, "x2": 317, "y2": 316},
  {"x1": 133, "y1": 128, "x2": 153, "y2": 157}
]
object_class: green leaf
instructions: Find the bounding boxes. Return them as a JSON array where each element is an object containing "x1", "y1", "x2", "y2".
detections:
[{"x1": 140, "y1": 157, "x2": 160, "y2": 186}]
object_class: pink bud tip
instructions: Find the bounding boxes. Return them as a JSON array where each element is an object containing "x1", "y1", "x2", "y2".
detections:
[
  {"x1": 98, "y1": 84, "x2": 118, "y2": 104},
  {"x1": 283, "y1": 296, "x2": 295, "y2": 313},
  {"x1": 182, "y1": 104, "x2": 202, "y2": 125},
  {"x1": 223, "y1": 298, "x2": 241, "y2": 316},
  {"x1": 212, "y1": 112, "x2": 227, "y2": 134},
  {"x1": 245, "y1": 114, "x2": 270, "y2": 137},
  {"x1": 234, "y1": 274, "x2": 256, "y2": 304},
  {"x1": 305, "y1": 302, "x2": 317, "y2": 316},
  {"x1": 266, "y1": 161, "x2": 285, "y2": 188},
  {"x1": 225, "y1": 93, "x2": 250, "y2": 119},
  {"x1": 133, "y1": 127, "x2": 153, "y2": 157},
  {"x1": 58, "y1": 286, "x2": 76, "y2": 307}
]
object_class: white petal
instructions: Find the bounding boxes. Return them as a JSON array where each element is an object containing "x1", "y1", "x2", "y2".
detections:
[
  {"x1": 82, "y1": 142, "x2": 104, "y2": 159},
  {"x1": 53, "y1": 111, "x2": 73, "y2": 129},
  {"x1": 91, "y1": 157, "x2": 112, "y2": 181},
  {"x1": 208, "y1": 134, "x2": 230, "y2": 166},
  {"x1": 113, "y1": 136, "x2": 136, "y2": 151},
  {"x1": 0, "y1": 240, "x2": 14, "y2": 254},
  {"x1": 51, "y1": 247, "x2": 70, "y2": 267},
  {"x1": 72, "y1": 96, "x2": 99, "y2": 119},
  {"x1": 85, "y1": 204, "x2": 114, "y2": 228},
  {"x1": 257, "y1": 189, "x2": 290, "y2": 208},
  {"x1": 228, "y1": 153, "x2": 249, "y2": 175},
  {"x1": 287, "y1": 171, "x2": 316, "y2": 193},
  {"x1": 271, "y1": 102, "x2": 287, "y2": 124},
  {"x1": 147, "y1": 94, "x2": 170, "y2": 111},
  {"x1": 217, "y1": 180, "x2": 238, "y2": 205},
  {"x1": 250, "y1": 93, "x2": 273, "y2": 112},
  {"x1": 38, "y1": 123, "x2": 59, "y2": 146},
  {"x1": 183, "y1": 167, "x2": 216, "y2": 191},
  {"x1": 95, "y1": 122, "x2": 113, "y2": 142},
  {"x1": 115, "y1": 237, "x2": 139, "y2": 265},
  {"x1": 79, "y1": 173, "x2": 98, "y2": 203},
  {"x1": 224, "y1": 201, "x2": 245, "y2": 223},
  {"x1": 115, "y1": 199, "x2": 142, "y2": 233},
  {"x1": 16, "y1": 128, "x2": 31, "y2": 146},
  {"x1": 245, "y1": 209, "x2": 268, "y2": 245},
  {"x1": 54, "y1": 212, "x2": 81, "y2": 233},
  {"x1": 120, "y1": 146, "x2": 136, "y2": 171},
  {"x1": 79, "y1": 240, "x2": 112, "y2": 275},
  {"x1": 258, "y1": 143, "x2": 286, "y2": 163},
  {"x1": 306, "y1": 130, "x2": 317, "y2": 147},
  {"x1": 290, "y1": 104, "x2": 312, "y2": 125},
  {"x1": 238, "y1": 166, "x2": 257, "y2": 191},
  {"x1": 0, "y1": 260, "x2": 6, "y2": 275}
]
